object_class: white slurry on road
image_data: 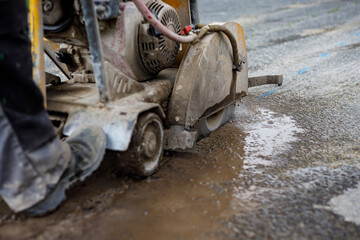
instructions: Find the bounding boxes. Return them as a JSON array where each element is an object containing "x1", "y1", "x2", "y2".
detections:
[
  {"x1": 241, "y1": 109, "x2": 304, "y2": 170},
  {"x1": 316, "y1": 183, "x2": 360, "y2": 226}
]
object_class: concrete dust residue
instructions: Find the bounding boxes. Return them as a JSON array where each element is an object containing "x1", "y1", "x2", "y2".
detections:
[
  {"x1": 242, "y1": 109, "x2": 304, "y2": 170},
  {"x1": 325, "y1": 183, "x2": 360, "y2": 225}
]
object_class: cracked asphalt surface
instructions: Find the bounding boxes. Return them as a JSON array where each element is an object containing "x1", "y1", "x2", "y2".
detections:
[{"x1": 1, "y1": 0, "x2": 360, "y2": 239}]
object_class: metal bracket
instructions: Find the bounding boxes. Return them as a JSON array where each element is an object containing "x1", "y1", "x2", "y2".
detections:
[
  {"x1": 94, "y1": 0, "x2": 119, "y2": 20},
  {"x1": 80, "y1": 0, "x2": 110, "y2": 103},
  {"x1": 164, "y1": 125, "x2": 197, "y2": 152},
  {"x1": 248, "y1": 75, "x2": 283, "y2": 88}
]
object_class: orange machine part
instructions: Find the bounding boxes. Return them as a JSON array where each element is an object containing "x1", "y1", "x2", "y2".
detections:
[{"x1": 163, "y1": 0, "x2": 191, "y2": 65}]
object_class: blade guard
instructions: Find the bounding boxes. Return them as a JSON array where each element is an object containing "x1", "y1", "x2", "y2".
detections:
[{"x1": 167, "y1": 22, "x2": 248, "y2": 129}]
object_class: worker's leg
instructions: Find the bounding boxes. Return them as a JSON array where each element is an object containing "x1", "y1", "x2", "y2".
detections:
[
  {"x1": 0, "y1": 0, "x2": 56, "y2": 151},
  {"x1": 0, "y1": 0, "x2": 72, "y2": 212},
  {"x1": 0, "y1": 0, "x2": 107, "y2": 215}
]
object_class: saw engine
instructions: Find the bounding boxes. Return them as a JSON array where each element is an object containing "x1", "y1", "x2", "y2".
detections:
[{"x1": 44, "y1": 0, "x2": 184, "y2": 82}]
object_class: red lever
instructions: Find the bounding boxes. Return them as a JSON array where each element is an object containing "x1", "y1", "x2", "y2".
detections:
[{"x1": 180, "y1": 25, "x2": 193, "y2": 36}]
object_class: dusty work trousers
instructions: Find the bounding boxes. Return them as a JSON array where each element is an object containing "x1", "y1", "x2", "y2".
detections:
[{"x1": 0, "y1": 0, "x2": 69, "y2": 212}]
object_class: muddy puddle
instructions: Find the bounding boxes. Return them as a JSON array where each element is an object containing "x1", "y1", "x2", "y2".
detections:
[
  {"x1": 81, "y1": 123, "x2": 247, "y2": 240},
  {"x1": 0, "y1": 107, "x2": 304, "y2": 240}
]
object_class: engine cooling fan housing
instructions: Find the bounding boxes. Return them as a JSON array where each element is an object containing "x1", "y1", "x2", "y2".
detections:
[{"x1": 138, "y1": 0, "x2": 181, "y2": 74}]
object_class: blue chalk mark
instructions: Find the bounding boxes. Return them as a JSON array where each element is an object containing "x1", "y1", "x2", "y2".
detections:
[
  {"x1": 320, "y1": 52, "x2": 329, "y2": 58},
  {"x1": 297, "y1": 68, "x2": 309, "y2": 74},
  {"x1": 339, "y1": 42, "x2": 346, "y2": 46},
  {"x1": 257, "y1": 89, "x2": 278, "y2": 100},
  {"x1": 356, "y1": 32, "x2": 360, "y2": 36}
]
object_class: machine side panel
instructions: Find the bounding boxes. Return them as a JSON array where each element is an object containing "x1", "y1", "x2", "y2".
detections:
[{"x1": 62, "y1": 102, "x2": 163, "y2": 151}]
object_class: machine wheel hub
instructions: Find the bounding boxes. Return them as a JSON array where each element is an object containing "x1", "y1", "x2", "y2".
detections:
[{"x1": 142, "y1": 130, "x2": 158, "y2": 158}]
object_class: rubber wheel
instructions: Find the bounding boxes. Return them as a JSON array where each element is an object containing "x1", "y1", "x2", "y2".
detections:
[
  {"x1": 194, "y1": 104, "x2": 235, "y2": 140},
  {"x1": 118, "y1": 112, "x2": 164, "y2": 177}
]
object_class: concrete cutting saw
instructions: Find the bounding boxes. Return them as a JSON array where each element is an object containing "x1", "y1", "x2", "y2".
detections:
[{"x1": 30, "y1": 0, "x2": 282, "y2": 176}]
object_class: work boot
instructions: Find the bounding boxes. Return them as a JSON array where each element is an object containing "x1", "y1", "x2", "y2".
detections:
[{"x1": 22, "y1": 124, "x2": 107, "y2": 216}]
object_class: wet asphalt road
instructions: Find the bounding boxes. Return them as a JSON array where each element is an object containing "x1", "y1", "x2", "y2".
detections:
[
  {"x1": 204, "y1": 0, "x2": 360, "y2": 238},
  {"x1": 1, "y1": 0, "x2": 360, "y2": 239}
]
